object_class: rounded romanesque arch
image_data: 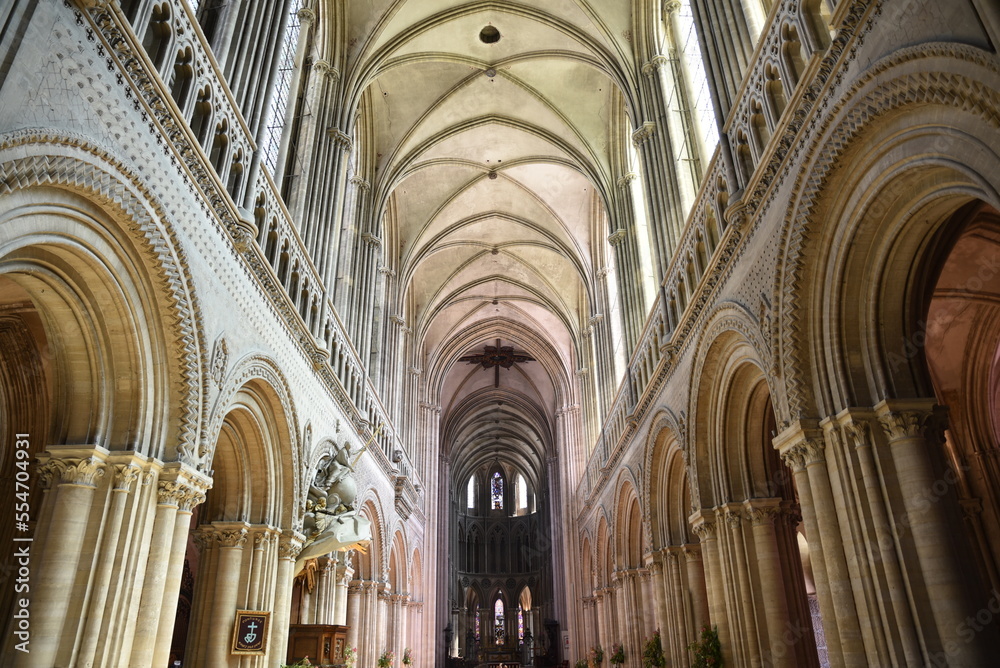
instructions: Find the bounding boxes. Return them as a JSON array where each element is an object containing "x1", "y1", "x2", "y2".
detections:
[
  {"x1": 778, "y1": 44, "x2": 1000, "y2": 418},
  {"x1": 688, "y1": 312, "x2": 818, "y2": 668},
  {"x1": 773, "y1": 43, "x2": 1000, "y2": 666},
  {"x1": 179, "y1": 362, "x2": 302, "y2": 666},
  {"x1": 0, "y1": 135, "x2": 207, "y2": 666}
]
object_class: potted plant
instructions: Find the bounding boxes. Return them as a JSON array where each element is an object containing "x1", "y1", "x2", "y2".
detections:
[
  {"x1": 344, "y1": 646, "x2": 358, "y2": 668},
  {"x1": 378, "y1": 650, "x2": 396, "y2": 668},
  {"x1": 642, "y1": 631, "x2": 666, "y2": 668},
  {"x1": 402, "y1": 648, "x2": 413, "y2": 667},
  {"x1": 576, "y1": 660, "x2": 589, "y2": 668},
  {"x1": 688, "y1": 626, "x2": 723, "y2": 668},
  {"x1": 590, "y1": 645, "x2": 604, "y2": 666},
  {"x1": 610, "y1": 643, "x2": 625, "y2": 666}
]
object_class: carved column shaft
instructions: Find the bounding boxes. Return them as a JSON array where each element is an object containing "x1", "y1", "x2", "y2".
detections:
[
  {"x1": 78, "y1": 463, "x2": 142, "y2": 665},
  {"x1": 836, "y1": 411, "x2": 921, "y2": 665},
  {"x1": 875, "y1": 400, "x2": 988, "y2": 666},
  {"x1": 26, "y1": 448, "x2": 108, "y2": 668},
  {"x1": 690, "y1": 511, "x2": 732, "y2": 667},
  {"x1": 745, "y1": 499, "x2": 795, "y2": 668},
  {"x1": 776, "y1": 436, "x2": 845, "y2": 667}
]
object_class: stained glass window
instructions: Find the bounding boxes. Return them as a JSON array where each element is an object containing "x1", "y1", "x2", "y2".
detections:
[
  {"x1": 475, "y1": 609, "x2": 480, "y2": 640},
  {"x1": 494, "y1": 598, "x2": 505, "y2": 645},
  {"x1": 491, "y1": 471, "x2": 504, "y2": 510},
  {"x1": 518, "y1": 605, "x2": 524, "y2": 640}
]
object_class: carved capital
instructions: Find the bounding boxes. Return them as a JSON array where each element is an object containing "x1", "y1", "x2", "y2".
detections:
[
  {"x1": 297, "y1": 7, "x2": 316, "y2": 25},
  {"x1": 607, "y1": 229, "x2": 627, "y2": 247},
  {"x1": 350, "y1": 175, "x2": 370, "y2": 192},
  {"x1": 691, "y1": 519, "x2": 716, "y2": 542},
  {"x1": 631, "y1": 121, "x2": 656, "y2": 146},
  {"x1": 641, "y1": 55, "x2": 670, "y2": 76},
  {"x1": 682, "y1": 544, "x2": 701, "y2": 562},
  {"x1": 840, "y1": 417, "x2": 874, "y2": 449},
  {"x1": 157, "y1": 480, "x2": 187, "y2": 506},
  {"x1": 616, "y1": 172, "x2": 638, "y2": 188},
  {"x1": 744, "y1": 499, "x2": 782, "y2": 527},
  {"x1": 801, "y1": 437, "x2": 826, "y2": 465},
  {"x1": 113, "y1": 464, "x2": 141, "y2": 492},
  {"x1": 878, "y1": 410, "x2": 931, "y2": 441},
  {"x1": 361, "y1": 232, "x2": 382, "y2": 248},
  {"x1": 279, "y1": 534, "x2": 304, "y2": 560},
  {"x1": 313, "y1": 60, "x2": 340, "y2": 82},
  {"x1": 663, "y1": 0, "x2": 682, "y2": 15},
  {"x1": 38, "y1": 451, "x2": 108, "y2": 489},
  {"x1": 328, "y1": 128, "x2": 352, "y2": 151},
  {"x1": 218, "y1": 528, "x2": 249, "y2": 549},
  {"x1": 780, "y1": 444, "x2": 807, "y2": 471}
]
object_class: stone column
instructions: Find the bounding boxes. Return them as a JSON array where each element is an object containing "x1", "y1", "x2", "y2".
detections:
[
  {"x1": 775, "y1": 428, "x2": 845, "y2": 667},
  {"x1": 723, "y1": 505, "x2": 761, "y2": 666},
  {"x1": 690, "y1": 510, "x2": 732, "y2": 667},
  {"x1": 646, "y1": 556, "x2": 669, "y2": 640},
  {"x1": 206, "y1": 524, "x2": 249, "y2": 665},
  {"x1": 876, "y1": 400, "x2": 990, "y2": 666},
  {"x1": 77, "y1": 463, "x2": 141, "y2": 665},
  {"x1": 347, "y1": 580, "x2": 363, "y2": 653},
  {"x1": 153, "y1": 467, "x2": 208, "y2": 665},
  {"x1": 273, "y1": 533, "x2": 304, "y2": 666},
  {"x1": 22, "y1": 447, "x2": 108, "y2": 668},
  {"x1": 837, "y1": 411, "x2": 921, "y2": 665},
  {"x1": 745, "y1": 498, "x2": 795, "y2": 668},
  {"x1": 334, "y1": 554, "x2": 354, "y2": 625},
  {"x1": 683, "y1": 544, "x2": 710, "y2": 632},
  {"x1": 663, "y1": 547, "x2": 690, "y2": 664}
]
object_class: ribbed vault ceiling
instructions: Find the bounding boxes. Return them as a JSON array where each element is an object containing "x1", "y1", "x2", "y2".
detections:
[{"x1": 345, "y1": 1, "x2": 635, "y2": 480}]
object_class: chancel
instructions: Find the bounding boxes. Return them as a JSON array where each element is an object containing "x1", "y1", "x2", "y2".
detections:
[{"x1": 2, "y1": 1, "x2": 1000, "y2": 667}]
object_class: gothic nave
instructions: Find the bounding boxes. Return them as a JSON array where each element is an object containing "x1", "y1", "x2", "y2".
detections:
[{"x1": 2, "y1": 0, "x2": 1000, "y2": 667}]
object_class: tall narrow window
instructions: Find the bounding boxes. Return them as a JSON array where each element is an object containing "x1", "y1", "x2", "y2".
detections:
[
  {"x1": 518, "y1": 605, "x2": 524, "y2": 640},
  {"x1": 262, "y1": 0, "x2": 304, "y2": 174},
  {"x1": 494, "y1": 598, "x2": 505, "y2": 645},
  {"x1": 467, "y1": 475, "x2": 476, "y2": 509},
  {"x1": 675, "y1": 1, "x2": 720, "y2": 158},
  {"x1": 516, "y1": 473, "x2": 528, "y2": 512},
  {"x1": 475, "y1": 609, "x2": 481, "y2": 640},
  {"x1": 491, "y1": 471, "x2": 504, "y2": 510}
]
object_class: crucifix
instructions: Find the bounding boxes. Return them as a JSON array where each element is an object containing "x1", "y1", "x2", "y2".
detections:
[{"x1": 458, "y1": 339, "x2": 536, "y2": 388}]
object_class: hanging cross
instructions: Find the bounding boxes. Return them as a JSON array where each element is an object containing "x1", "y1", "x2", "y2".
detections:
[{"x1": 458, "y1": 339, "x2": 536, "y2": 387}]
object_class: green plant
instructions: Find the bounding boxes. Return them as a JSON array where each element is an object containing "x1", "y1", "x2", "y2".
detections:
[
  {"x1": 378, "y1": 650, "x2": 396, "y2": 668},
  {"x1": 402, "y1": 648, "x2": 413, "y2": 666},
  {"x1": 344, "y1": 646, "x2": 358, "y2": 668},
  {"x1": 688, "y1": 625, "x2": 723, "y2": 668},
  {"x1": 642, "y1": 631, "x2": 666, "y2": 668},
  {"x1": 590, "y1": 645, "x2": 604, "y2": 665},
  {"x1": 609, "y1": 643, "x2": 625, "y2": 665},
  {"x1": 576, "y1": 660, "x2": 589, "y2": 668}
]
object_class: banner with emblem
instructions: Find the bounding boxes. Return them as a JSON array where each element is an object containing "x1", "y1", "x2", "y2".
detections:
[{"x1": 232, "y1": 610, "x2": 270, "y2": 655}]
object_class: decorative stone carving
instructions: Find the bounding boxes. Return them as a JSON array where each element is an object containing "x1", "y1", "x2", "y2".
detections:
[
  {"x1": 296, "y1": 441, "x2": 372, "y2": 574},
  {"x1": 112, "y1": 464, "x2": 141, "y2": 492},
  {"x1": 210, "y1": 335, "x2": 229, "y2": 387},
  {"x1": 631, "y1": 121, "x2": 656, "y2": 146},
  {"x1": 218, "y1": 529, "x2": 249, "y2": 549},
  {"x1": 328, "y1": 128, "x2": 352, "y2": 152},
  {"x1": 38, "y1": 455, "x2": 107, "y2": 489}
]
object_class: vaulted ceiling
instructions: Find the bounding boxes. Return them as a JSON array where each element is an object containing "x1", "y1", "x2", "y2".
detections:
[{"x1": 341, "y1": 1, "x2": 641, "y2": 483}]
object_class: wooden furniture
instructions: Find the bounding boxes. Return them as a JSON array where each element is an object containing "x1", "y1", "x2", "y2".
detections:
[{"x1": 286, "y1": 624, "x2": 348, "y2": 665}]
